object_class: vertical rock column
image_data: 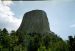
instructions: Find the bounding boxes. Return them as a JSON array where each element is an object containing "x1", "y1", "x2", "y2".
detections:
[{"x1": 17, "y1": 10, "x2": 50, "y2": 34}]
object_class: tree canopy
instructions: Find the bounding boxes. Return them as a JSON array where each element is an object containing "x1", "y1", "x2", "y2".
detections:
[{"x1": 0, "y1": 28, "x2": 75, "y2": 51}]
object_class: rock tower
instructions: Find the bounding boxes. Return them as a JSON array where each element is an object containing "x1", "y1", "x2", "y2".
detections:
[{"x1": 17, "y1": 10, "x2": 50, "y2": 34}]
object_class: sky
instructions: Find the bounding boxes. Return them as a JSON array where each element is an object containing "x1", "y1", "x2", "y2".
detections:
[{"x1": 0, "y1": 0, "x2": 75, "y2": 40}]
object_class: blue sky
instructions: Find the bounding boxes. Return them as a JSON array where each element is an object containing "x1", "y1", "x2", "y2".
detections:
[{"x1": 0, "y1": 0, "x2": 75, "y2": 40}]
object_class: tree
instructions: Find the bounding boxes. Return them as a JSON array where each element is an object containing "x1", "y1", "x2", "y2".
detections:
[
  {"x1": 43, "y1": 34, "x2": 50, "y2": 49},
  {"x1": 2, "y1": 28, "x2": 8, "y2": 34},
  {"x1": 68, "y1": 36, "x2": 75, "y2": 51},
  {"x1": 28, "y1": 33, "x2": 41, "y2": 51}
]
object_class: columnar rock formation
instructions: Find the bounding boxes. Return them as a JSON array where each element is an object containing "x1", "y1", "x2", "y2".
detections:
[{"x1": 17, "y1": 10, "x2": 50, "y2": 34}]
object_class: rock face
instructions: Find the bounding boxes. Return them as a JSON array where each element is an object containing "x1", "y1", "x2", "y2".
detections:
[{"x1": 17, "y1": 10, "x2": 50, "y2": 34}]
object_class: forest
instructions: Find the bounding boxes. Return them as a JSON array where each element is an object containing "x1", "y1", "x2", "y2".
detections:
[{"x1": 0, "y1": 28, "x2": 75, "y2": 51}]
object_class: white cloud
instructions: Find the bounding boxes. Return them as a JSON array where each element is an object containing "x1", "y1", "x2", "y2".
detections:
[
  {"x1": 70, "y1": 24, "x2": 75, "y2": 28},
  {"x1": 0, "y1": 1, "x2": 21, "y2": 32},
  {"x1": 2, "y1": 1, "x2": 13, "y2": 6}
]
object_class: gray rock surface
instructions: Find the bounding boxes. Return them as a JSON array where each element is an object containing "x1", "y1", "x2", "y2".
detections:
[{"x1": 17, "y1": 10, "x2": 50, "y2": 34}]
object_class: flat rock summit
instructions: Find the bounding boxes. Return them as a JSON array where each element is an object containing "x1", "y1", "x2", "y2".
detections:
[{"x1": 17, "y1": 10, "x2": 50, "y2": 34}]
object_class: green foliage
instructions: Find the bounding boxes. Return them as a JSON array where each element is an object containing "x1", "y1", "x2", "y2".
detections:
[
  {"x1": 0, "y1": 28, "x2": 73, "y2": 51},
  {"x1": 38, "y1": 45, "x2": 46, "y2": 51}
]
